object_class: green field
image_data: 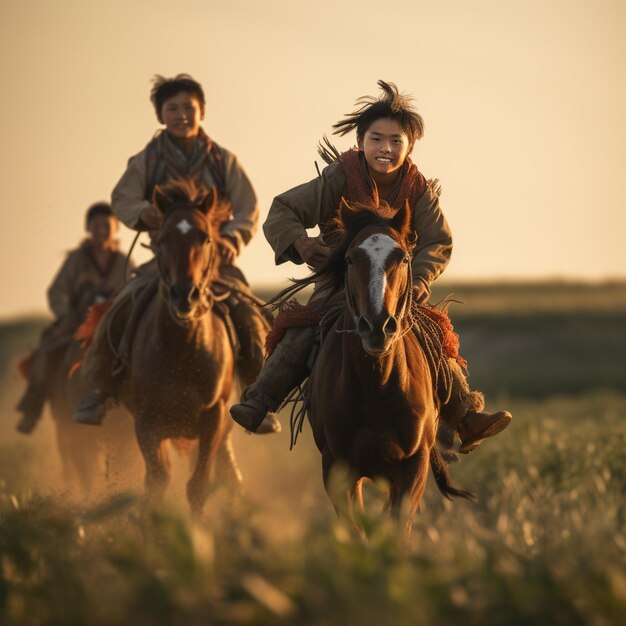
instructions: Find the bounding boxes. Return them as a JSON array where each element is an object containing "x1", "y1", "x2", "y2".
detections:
[{"x1": 1, "y1": 282, "x2": 625, "y2": 625}]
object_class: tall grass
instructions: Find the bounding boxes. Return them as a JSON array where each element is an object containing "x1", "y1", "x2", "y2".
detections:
[{"x1": 1, "y1": 392, "x2": 624, "y2": 625}]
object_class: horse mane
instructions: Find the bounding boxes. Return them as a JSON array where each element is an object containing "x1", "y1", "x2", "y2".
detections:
[
  {"x1": 155, "y1": 178, "x2": 232, "y2": 233},
  {"x1": 269, "y1": 203, "x2": 408, "y2": 309}
]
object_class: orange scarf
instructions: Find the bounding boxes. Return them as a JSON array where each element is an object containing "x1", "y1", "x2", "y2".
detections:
[{"x1": 338, "y1": 148, "x2": 426, "y2": 209}]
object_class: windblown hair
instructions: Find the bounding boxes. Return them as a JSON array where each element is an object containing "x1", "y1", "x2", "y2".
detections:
[
  {"x1": 270, "y1": 203, "x2": 410, "y2": 309},
  {"x1": 85, "y1": 202, "x2": 114, "y2": 229},
  {"x1": 150, "y1": 74, "x2": 205, "y2": 122},
  {"x1": 154, "y1": 179, "x2": 231, "y2": 231},
  {"x1": 332, "y1": 80, "x2": 424, "y2": 148}
]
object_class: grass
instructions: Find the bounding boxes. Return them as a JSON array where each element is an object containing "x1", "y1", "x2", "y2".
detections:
[
  {"x1": 0, "y1": 392, "x2": 624, "y2": 626},
  {"x1": 1, "y1": 281, "x2": 625, "y2": 625}
]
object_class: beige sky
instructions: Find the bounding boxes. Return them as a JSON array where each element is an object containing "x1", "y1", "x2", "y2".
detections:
[{"x1": 1, "y1": 0, "x2": 624, "y2": 318}]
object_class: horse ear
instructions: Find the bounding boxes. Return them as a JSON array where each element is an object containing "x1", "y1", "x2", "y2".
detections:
[
  {"x1": 391, "y1": 200, "x2": 412, "y2": 239},
  {"x1": 152, "y1": 185, "x2": 169, "y2": 214},
  {"x1": 200, "y1": 186, "x2": 218, "y2": 215},
  {"x1": 339, "y1": 196, "x2": 358, "y2": 227}
]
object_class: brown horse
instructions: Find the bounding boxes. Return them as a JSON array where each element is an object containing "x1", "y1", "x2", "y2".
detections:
[
  {"x1": 282, "y1": 200, "x2": 474, "y2": 539},
  {"x1": 119, "y1": 180, "x2": 241, "y2": 515},
  {"x1": 50, "y1": 337, "x2": 141, "y2": 495}
]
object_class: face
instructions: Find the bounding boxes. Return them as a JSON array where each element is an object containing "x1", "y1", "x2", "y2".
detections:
[
  {"x1": 160, "y1": 91, "x2": 204, "y2": 139},
  {"x1": 87, "y1": 215, "x2": 118, "y2": 247},
  {"x1": 157, "y1": 210, "x2": 214, "y2": 321},
  {"x1": 358, "y1": 118, "x2": 411, "y2": 177}
]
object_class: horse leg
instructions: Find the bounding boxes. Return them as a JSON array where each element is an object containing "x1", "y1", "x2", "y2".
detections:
[
  {"x1": 389, "y1": 448, "x2": 429, "y2": 544},
  {"x1": 187, "y1": 403, "x2": 225, "y2": 518},
  {"x1": 215, "y1": 431, "x2": 243, "y2": 498},
  {"x1": 322, "y1": 449, "x2": 366, "y2": 540},
  {"x1": 135, "y1": 421, "x2": 170, "y2": 507}
]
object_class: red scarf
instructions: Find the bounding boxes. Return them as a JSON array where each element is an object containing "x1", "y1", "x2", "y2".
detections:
[{"x1": 338, "y1": 148, "x2": 427, "y2": 210}]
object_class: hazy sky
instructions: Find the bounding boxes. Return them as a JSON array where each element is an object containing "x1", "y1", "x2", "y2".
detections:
[{"x1": 1, "y1": 0, "x2": 624, "y2": 318}]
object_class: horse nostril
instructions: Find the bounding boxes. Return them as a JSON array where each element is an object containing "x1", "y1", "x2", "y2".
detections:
[
  {"x1": 383, "y1": 316, "x2": 398, "y2": 336},
  {"x1": 357, "y1": 315, "x2": 374, "y2": 335}
]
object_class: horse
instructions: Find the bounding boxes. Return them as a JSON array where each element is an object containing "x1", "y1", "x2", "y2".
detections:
[
  {"x1": 278, "y1": 199, "x2": 475, "y2": 540},
  {"x1": 118, "y1": 180, "x2": 242, "y2": 516},
  {"x1": 48, "y1": 333, "x2": 142, "y2": 495}
]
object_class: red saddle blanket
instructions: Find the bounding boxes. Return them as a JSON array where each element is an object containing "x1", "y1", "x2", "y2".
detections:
[{"x1": 265, "y1": 300, "x2": 466, "y2": 368}]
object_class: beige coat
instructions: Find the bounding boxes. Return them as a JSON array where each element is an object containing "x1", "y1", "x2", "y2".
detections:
[
  {"x1": 263, "y1": 161, "x2": 453, "y2": 288},
  {"x1": 48, "y1": 243, "x2": 130, "y2": 326},
  {"x1": 111, "y1": 141, "x2": 258, "y2": 254}
]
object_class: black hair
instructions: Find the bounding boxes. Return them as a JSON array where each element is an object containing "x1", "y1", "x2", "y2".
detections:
[
  {"x1": 150, "y1": 74, "x2": 206, "y2": 123},
  {"x1": 332, "y1": 80, "x2": 424, "y2": 148},
  {"x1": 85, "y1": 202, "x2": 114, "y2": 229}
]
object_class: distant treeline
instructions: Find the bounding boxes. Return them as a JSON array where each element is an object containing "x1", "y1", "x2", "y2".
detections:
[{"x1": 3, "y1": 281, "x2": 625, "y2": 398}]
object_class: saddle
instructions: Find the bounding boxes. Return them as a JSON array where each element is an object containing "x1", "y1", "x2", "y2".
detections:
[{"x1": 112, "y1": 273, "x2": 269, "y2": 377}]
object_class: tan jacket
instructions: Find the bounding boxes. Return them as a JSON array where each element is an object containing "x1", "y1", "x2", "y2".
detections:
[
  {"x1": 263, "y1": 161, "x2": 453, "y2": 287},
  {"x1": 48, "y1": 243, "x2": 130, "y2": 325},
  {"x1": 111, "y1": 142, "x2": 258, "y2": 254}
]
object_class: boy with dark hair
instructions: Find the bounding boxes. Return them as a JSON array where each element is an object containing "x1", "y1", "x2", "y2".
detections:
[
  {"x1": 16, "y1": 203, "x2": 129, "y2": 434},
  {"x1": 74, "y1": 74, "x2": 279, "y2": 434},
  {"x1": 231, "y1": 80, "x2": 511, "y2": 454}
]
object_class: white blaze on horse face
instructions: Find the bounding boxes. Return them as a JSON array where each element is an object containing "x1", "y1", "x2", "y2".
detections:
[
  {"x1": 358, "y1": 234, "x2": 399, "y2": 315},
  {"x1": 176, "y1": 219, "x2": 193, "y2": 235}
]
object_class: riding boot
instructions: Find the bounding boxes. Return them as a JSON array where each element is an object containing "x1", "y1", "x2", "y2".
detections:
[
  {"x1": 225, "y1": 291, "x2": 281, "y2": 434},
  {"x1": 229, "y1": 325, "x2": 316, "y2": 433},
  {"x1": 438, "y1": 359, "x2": 512, "y2": 454},
  {"x1": 15, "y1": 381, "x2": 46, "y2": 434},
  {"x1": 15, "y1": 350, "x2": 49, "y2": 434}
]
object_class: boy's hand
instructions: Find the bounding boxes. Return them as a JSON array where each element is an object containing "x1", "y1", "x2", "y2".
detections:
[
  {"x1": 138, "y1": 206, "x2": 162, "y2": 231},
  {"x1": 217, "y1": 236, "x2": 238, "y2": 264},
  {"x1": 294, "y1": 235, "x2": 331, "y2": 270}
]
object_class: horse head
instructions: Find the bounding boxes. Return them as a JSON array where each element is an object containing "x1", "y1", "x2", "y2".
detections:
[
  {"x1": 340, "y1": 198, "x2": 415, "y2": 356},
  {"x1": 152, "y1": 179, "x2": 230, "y2": 323}
]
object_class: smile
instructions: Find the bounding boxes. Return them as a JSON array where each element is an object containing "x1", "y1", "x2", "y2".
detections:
[{"x1": 375, "y1": 157, "x2": 392, "y2": 163}]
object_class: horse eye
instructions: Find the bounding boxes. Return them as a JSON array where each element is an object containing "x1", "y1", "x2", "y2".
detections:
[{"x1": 346, "y1": 257, "x2": 353, "y2": 265}]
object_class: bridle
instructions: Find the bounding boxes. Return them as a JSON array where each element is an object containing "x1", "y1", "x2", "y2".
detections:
[
  {"x1": 342, "y1": 234, "x2": 414, "y2": 339},
  {"x1": 153, "y1": 207, "x2": 218, "y2": 317}
]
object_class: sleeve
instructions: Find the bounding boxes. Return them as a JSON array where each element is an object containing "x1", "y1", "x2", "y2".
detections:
[
  {"x1": 410, "y1": 184, "x2": 453, "y2": 288},
  {"x1": 263, "y1": 163, "x2": 344, "y2": 265},
  {"x1": 219, "y1": 148, "x2": 259, "y2": 254},
  {"x1": 111, "y1": 150, "x2": 152, "y2": 230},
  {"x1": 47, "y1": 252, "x2": 78, "y2": 319}
]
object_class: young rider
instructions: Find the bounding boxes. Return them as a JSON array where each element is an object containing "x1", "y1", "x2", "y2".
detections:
[
  {"x1": 230, "y1": 80, "x2": 511, "y2": 454},
  {"x1": 73, "y1": 74, "x2": 279, "y2": 433},
  {"x1": 16, "y1": 203, "x2": 129, "y2": 434}
]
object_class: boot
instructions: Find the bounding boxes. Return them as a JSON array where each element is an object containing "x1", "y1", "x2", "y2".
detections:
[
  {"x1": 15, "y1": 381, "x2": 45, "y2": 435},
  {"x1": 230, "y1": 387, "x2": 281, "y2": 435},
  {"x1": 457, "y1": 410, "x2": 512, "y2": 454},
  {"x1": 16, "y1": 412, "x2": 40, "y2": 435},
  {"x1": 72, "y1": 388, "x2": 113, "y2": 426}
]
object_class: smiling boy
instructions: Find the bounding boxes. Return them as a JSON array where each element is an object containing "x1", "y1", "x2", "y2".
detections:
[
  {"x1": 74, "y1": 74, "x2": 278, "y2": 433},
  {"x1": 231, "y1": 80, "x2": 511, "y2": 454}
]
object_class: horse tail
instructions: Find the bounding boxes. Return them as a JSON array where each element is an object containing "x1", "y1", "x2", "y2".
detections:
[{"x1": 429, "y1": 446, "x2": 477, "y2": 503}]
